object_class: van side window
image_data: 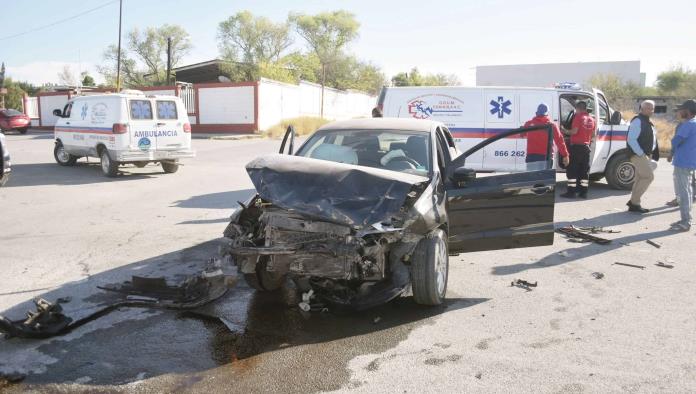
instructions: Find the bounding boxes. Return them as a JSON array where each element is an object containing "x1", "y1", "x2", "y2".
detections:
[
  {"x1": 130, "y1": 100, "x2": 153, "y2": 120},
  {"x1": 156, "y1": 101, "x2": 178, "y2": 120},
  {"x1": 63, "y1": 103, "x2": 72, "y2": 118}
]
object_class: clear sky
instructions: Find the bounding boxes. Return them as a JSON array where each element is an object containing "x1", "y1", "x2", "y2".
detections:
[{"x1": 1, "y1": 0, "x2": 693, "y2": 86}]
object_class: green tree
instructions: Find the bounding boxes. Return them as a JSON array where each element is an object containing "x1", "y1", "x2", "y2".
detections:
[
  {"x1": 656, "y1": 66, "x2": 696, "y2": 96},
  {"x1": 98, "y1": 24, "x2": 192, "y2": 87},
  {"x1": 586, "y1": 73, "x2": 644, "y2": 102},
  {"x1": 81, "y1": 72, "x2": 95, "y2": 87},
  {"x1": 218, "y1": 11, "x2": 292, "y2": 66},
  {"x1": 291, "y1": 10, "x2": 360, "y2": 116},
  {"x1": 1, "y1": 78, "x2": 27, "y2": 110},
  {"x1": 391, "y1": 67, "x2": 459, "y2": 87}
]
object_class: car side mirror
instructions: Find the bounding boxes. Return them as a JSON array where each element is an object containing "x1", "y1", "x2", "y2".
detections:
[
  {"x1": 53, "y1": 109, "x2": 63, "y2": 117},
  {"x1": 610, "y1": 110, "x2": 622, "y2": 125},
  {"x1": 279, "y1": 125, "x2": 295, "y2": 155},
  {"x1": 452, "y1": 166, "x2": 476, "y2": 186}
]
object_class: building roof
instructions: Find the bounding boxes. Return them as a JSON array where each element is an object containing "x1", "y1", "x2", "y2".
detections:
[{"x1": 172, "y1": 59, "x2": 238, "y2": 84}]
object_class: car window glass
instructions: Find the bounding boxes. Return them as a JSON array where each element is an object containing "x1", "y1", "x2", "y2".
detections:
[
  {"x1": 597, "y1": 94, "x2": 609, "y2": 123},
  {"x1": 296, "y1": 129, "x2": 431, "y2": 176},
  {"x1": 63, "y1": 103, "x2": 72, "y2": 118},
  {"x1": 156, "y1": 100, "x2": 178, "y2": 120},
  {"x1": 130, "y1": 100, "x2": 153, "y2": 120},
  {"x1": 4, "y1": 109, "x2": 22, "y2": 116}
]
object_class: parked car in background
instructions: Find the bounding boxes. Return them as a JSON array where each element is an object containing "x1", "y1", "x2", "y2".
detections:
[
  {"x1": 0, "y1": 109, "x2": 31, "y2": 134},
  {"x1": 223, "y1": 118, "x2": 557, "y2": 309},
  {"x1": 0, "y1": 131, "x2": 11, "y2": 186},
  {"x1": 52, "y1": 90, "x2": 195, "y2": 177}
]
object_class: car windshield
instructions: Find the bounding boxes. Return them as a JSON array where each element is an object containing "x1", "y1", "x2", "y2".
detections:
[
  {"x1": 2, "y1": 109, "x2": 22, "y2": 116},
  {"x1": 296, "y1": 129, "x2": 431, "y2": 176}
]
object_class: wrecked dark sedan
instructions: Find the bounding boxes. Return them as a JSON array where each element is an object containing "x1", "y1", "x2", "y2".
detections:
[{"x1": 223, "y1": 118, "x2": 556, "y2": 309}]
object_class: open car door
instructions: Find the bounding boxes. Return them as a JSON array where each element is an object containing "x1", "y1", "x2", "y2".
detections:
[{"x1": 445, "y1": 125, "x2": 556, "y2": 253}]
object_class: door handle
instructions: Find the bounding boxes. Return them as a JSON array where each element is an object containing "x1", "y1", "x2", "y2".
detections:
[
  {"x1": 531, "y1": 184, "x2": 551, "y2": 195},
  {"x1": 157, "y1": 122, "x2": 166, "y2": 126}
]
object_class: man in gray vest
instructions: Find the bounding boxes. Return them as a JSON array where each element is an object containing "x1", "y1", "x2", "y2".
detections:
[{"x1": 626, "y1": 100, "x2": 658, "y2": 213}]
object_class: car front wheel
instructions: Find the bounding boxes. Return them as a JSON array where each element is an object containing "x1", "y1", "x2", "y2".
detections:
[
  {"x1": 100, "y1": 149, "x2": 119, "y2": 177},
  {"x1": 411, "y1": 229, "x2": 448, "y2": 306},
  {"x1": 54, "y1": 142, "x2": 78, "y2": 166}
]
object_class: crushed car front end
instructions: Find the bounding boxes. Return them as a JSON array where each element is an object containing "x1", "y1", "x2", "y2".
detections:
[{"x1": 222, "y1": 153, "x2": 445, "y2": 309}]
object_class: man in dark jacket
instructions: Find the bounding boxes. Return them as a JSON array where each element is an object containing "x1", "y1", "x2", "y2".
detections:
[
  {"x1": 523, "y1": 103, "x2": 569, "y2": 171},
  {"x1": 626, "y1": 100, "x2": 658, "y2": 213}
]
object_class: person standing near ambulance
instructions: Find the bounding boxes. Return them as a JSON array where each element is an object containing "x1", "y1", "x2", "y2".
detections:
[
  {"x1": 560, "y1": 101, "x2": 596, "y2": 198},
  {"x1": 523, "y1": 103, "x2": 569, "y2": 171},
  {"x1": 668, "y1": 99, "x2": 696, "y2": 232},
  {"x1": 626, "y1": 100, "x2": 658, "y2": 213}
]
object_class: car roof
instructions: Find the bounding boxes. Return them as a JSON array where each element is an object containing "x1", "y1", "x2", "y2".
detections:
[{"x1": 317, "y1": 117, "x2": 441, "y2": 133}]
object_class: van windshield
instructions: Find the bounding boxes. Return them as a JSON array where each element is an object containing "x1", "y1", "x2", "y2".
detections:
[{"x1": 296, "y1": 129, "x2": 431, "y2": 176}]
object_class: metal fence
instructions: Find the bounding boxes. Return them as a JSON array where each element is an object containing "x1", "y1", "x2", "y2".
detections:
[{"x1": 179, "y1": 84, "x2": 196, "y2": 115}]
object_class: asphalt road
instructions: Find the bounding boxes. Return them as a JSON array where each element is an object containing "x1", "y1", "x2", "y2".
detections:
[{"x1": 1, "y1": 130, "x2": 695, "y2": 393}]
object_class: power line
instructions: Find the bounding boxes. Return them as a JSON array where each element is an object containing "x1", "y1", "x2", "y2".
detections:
[{"x1": 0, "y1": 0, "x2": 119, "y2": 41}]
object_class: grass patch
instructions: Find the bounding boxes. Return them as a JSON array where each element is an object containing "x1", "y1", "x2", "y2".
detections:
[
  {"x1": 621, "y1": 110, "x2": 677, "y2": 154},
  {"x1": 263, "y1": 116, "x2": 331, "y2": 139}
]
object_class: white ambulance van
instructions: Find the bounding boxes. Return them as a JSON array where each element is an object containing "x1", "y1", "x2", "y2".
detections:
[
  {"x1": 52, "y1": 90, "x2": 195, "y2": 177},
  {"x1": 378, "y1": 84, "x2": 634, "y2": 189}
]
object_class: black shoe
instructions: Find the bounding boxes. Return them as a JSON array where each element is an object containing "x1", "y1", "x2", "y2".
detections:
[
  {"x1": 627, "y1": 201, "x2": 649, "y2": 213},
  {"x1": 560, "y1": 192, "x2": 576, "y2": 199}
]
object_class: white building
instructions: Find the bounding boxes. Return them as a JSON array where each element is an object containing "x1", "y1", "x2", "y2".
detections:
[{"x1": 476, "y1": 61, "x2": 644, "y2": 88}]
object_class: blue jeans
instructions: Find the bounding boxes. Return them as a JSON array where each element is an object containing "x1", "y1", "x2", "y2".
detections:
[{"x1": 674, "y1": 166, "x2": 694, "y2": 226}]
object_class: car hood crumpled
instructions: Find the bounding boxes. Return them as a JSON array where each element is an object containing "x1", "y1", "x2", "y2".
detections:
[{"x1": 246, "y1": 154, "x2": 429, "y2": 229}]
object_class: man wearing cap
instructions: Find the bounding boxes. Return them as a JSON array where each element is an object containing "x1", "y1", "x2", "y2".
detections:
[
  {"x1": 523, "y1": 103, "x2": 569, "y2": 171},
  {"x1": 626, "y1": 100, "x2": 659, "y2": 213},
  {"x1": 561, "y1": 101, "x2": 595, "y2": 198},
  {"x1": 669, "y1": 99, "x2": 696, "y2": 231}
]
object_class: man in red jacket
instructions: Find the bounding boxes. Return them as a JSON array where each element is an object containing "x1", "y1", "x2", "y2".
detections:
[
  {"x1": 523, "y1": 103, "x2": 570, "y2": 171},
  {"x1": 561, "y1": 101, "x2": 596, "y2": 198}
]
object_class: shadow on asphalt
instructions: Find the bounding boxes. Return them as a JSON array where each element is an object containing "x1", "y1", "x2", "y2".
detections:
[
  {"x1": 172, "y1": 189, "x2": 256, "y2": 210},
  {"x1": 554, "y1": 179, "x2": 630, "y2": 203},
  {"x1": 492, "y1": 220, "x2": 677, "y2": 276},
  {"x1": 0, "y1": 239, "x2": 485, "y2": 387},
  {"x1": 5, "y1": 162, "x2": 158, "y2": 187}
]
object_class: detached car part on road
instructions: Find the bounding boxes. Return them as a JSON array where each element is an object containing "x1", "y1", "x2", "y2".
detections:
[
  {"x1": 223, "y1": 119, "x2": 557, "y2": 308},
  {"x1": 0, "y1": 131, "x2": 10, "y2": 186}
]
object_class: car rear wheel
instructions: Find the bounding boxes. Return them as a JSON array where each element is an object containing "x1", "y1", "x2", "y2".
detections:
[
  {"x1": 161, "y1": 161, "x2": 179, "y2": 173},
  {"x1": 605, "y1": 151, "x2": 634, "y2": 190},
  {"x1": 243, "y1": 257, "x2": 285, "y2": 291},
  {"x1": 411, "y1": 229, "x2": 448, "y2": 306},
  {"x1": 100, "y1": 149, "x2": 119, "y2": 177},
  {"x1": 18, "y1": 127, "x2": 28, "y2": 134},
  {"x1": 54, "y1": 142, "x2": 78, "y2": 166}
]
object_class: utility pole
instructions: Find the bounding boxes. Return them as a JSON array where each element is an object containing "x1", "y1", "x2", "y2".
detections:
[
  {"x1": 166, "y1": 37, "x2": 172, "y2": 85},
  {"x1": 116, "y1": 0, "x2": 123, "y2": 91}
]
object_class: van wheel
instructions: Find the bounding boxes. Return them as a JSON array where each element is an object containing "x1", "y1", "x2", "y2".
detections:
[
  {"x1": 161, "y1": 161, "x2": 179, "y2": 174},
  {"x1": 100, "y1": 149, "x2": 119, "y2": 177},
  {"x1": 605, "y1": 151, "x2": 634, "y2": 190},
  {"x1": 411, "y1": 229, "x2": 448, "y2": 306},
  {"x1": 54, "y1": 142, "x2": 78, "y2": 166},
  {"x1": 243, "y1": 257, "x2": 285, "y2": 291}
]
